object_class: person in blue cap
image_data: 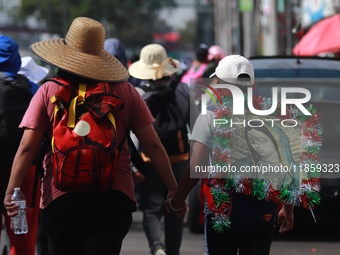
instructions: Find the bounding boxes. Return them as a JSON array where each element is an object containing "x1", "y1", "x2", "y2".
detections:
[
  {"x1": 0, "y1": 35, "x2": 40, "y2": 255},
  {"x1": 0, "y1": 35, "x2": 40, "y2": 94}
]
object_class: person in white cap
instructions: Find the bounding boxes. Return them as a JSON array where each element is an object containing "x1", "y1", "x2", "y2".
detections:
[
  {"x1": 4, "y1": 17, "x2": 182, "y2": 255},
  {"x1": 165, "y1": 55, "x2": 296, "y2": 255},
  {"x1": 209, "y1": 54, "x2": 255, "y2": 86}
]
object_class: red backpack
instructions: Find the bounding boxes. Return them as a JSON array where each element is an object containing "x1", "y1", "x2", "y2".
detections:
[{"x1": 50, "y1": 78, "x2": 124, "y2": 192}]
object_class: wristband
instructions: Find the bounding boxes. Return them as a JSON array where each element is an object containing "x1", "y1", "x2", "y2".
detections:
[{"x1": 168, "y1": 198, "x2": 182, "y2": 212}]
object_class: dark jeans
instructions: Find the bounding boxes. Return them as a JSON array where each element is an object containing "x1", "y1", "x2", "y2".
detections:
[
  {"x1": 40, "y1": 190, "x2": 134, "y2": 255},
  {"x1": 137, "y1": 160, "x2": 188, "y2": 255},
  {"x1": 37, "y1": 214, "x2": 51, "y2": 255},
  {"x1": 206, "y1": 214, "x2": 274, "y2": 255}
]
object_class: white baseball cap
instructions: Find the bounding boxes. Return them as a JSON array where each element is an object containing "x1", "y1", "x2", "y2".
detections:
[
  {"x1": 19, "y1": 56, "x2": 49, "y2": 83},
  {"x1": 209, "y1": 55, "x2": 254, "y2": 86}
]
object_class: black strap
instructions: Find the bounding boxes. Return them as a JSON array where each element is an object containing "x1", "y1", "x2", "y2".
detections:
[
  {"x1": 118, "y1": 133, "x2": 126, "y2": 153},
  {"x1": 30, "y1": 139, "x2": 48, "y2": 208},
  {"x1": 128, "y1": 135, "x2": 148, "y2": 175},
  {"x1": 0, "y1": 72, "x2": 31, "y2": 90}
]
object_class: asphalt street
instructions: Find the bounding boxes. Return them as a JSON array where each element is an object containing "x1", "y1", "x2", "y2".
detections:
[
  {"x1": 121, "y1": 210, "x2": 205, "y2": 255},
  {"x1": 121, "y1": 210, "x2": 340, "y2": 255},
  {"x1": 2, "y1": 210, "x2": 340, "y2": 255}
]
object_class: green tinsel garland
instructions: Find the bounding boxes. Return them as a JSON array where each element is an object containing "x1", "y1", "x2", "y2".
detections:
[
  {"x1": 206, "y1": 92, "x2": 322, "y2": 232},
  {"x1": 251, "y1": 179, "x2": 266, "y2": 200}
]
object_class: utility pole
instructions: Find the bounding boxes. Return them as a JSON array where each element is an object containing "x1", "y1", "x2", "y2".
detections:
[
  {"x1": 286, "y1": 0, "x2": 293, "y2": 54},
  {"x1": 237, "y1": 0, "x2": 256, "y2": 57},
  {"x1": 262, "y1": 0, "x2": 279, "y2": 55},
  {"x1": 214, "y1": 0, "x2": 233, "y2": 54},
  {"x1": 241, "y1": 8, "x2": 254, "y2": 57}
]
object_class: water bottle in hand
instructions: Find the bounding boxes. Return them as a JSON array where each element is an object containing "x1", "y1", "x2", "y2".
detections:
[{"x1": 11, "y1": 187, "x2": 28, "y2": 234}]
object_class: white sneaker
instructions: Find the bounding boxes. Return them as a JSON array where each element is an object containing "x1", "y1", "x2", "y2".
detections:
[{"x1": 154, "y1": 248, "x2": 166, "y2": 255}]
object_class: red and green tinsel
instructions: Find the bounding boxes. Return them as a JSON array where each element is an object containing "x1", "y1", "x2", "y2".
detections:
[{"x1": 205, "y1": 91, "x2": 322, "y2": 232}]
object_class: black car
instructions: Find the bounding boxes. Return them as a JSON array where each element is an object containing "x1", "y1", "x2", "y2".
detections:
[
  {"x1": 251, "y1": 56, "x2": 340, "y2": 232},
  {"x1": 187, "y1": 56, "x2": 340, "y2": 234}
]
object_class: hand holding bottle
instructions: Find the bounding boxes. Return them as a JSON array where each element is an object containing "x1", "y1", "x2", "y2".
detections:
[
  {"x1": 8, "y1": 187, "x2": 29, "y2": 234},
  {"x1": 3, "y1": 193, "x2": 19, "y2": 217}
]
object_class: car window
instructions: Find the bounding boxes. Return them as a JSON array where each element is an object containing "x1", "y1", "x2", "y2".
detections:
[
  {"x1": 255, "y1": 69, "x2": 340, "y2": 78},
  {"x1": 254, "y1": 79, "x2": 340, "y2": 163},
  {"x1": 255, "y1": 80, "x2": 340, "y2": 102}
]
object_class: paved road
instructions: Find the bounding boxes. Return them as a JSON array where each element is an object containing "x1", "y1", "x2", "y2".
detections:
[
  {"x1": 2, "y1": 210, "x2": 340, "y2": 255},
  {"x1": 121, "y1": 210, "x2": 340, "y2": 255},
  {"x1": 121, "y1": 210, "x2": 205, "y2": 255}
]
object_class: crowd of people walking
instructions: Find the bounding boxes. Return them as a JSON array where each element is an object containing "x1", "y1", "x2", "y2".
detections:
[{"x1": 0, "y1": 16, "x2": 311, "y2": 255}]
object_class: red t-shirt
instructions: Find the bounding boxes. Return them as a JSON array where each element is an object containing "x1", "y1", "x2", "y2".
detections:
[{"x1": 20, "y1": 80, "x2": 154, "y2": 209}]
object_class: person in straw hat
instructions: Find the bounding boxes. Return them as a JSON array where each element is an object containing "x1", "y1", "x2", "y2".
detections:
[
  {"x1": 128, "y1": 43, "x2": 195, "y2": 255},
  {"x1": 3, "y1": 17, "x2": 183, "y2": 255}
]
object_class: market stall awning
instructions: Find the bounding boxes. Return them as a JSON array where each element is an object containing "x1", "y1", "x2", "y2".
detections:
[{"x1": 293, "y1": 13, "x2": 340, "y2": 56}]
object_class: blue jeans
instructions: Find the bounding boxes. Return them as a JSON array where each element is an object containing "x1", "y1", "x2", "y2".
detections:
[{"x1": 137, "y1": 160, "x2": 188, "y2": 255}]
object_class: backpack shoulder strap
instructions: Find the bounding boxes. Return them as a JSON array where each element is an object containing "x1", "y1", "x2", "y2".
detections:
[
  {"x1": 0, "y1": 72, "x2": 31, "y2": 91},
  {"x1": 49, "y1": 78, "x2": 76, "y2": 105},
  {"x1": 66, "y1": 83, "x2": 86, "y2": 128},
  {"x1": 128, "y1": 134, "x2": 147, "y2": 175},
  {"x1": 45, "y1": 77, "x2": 69, "y2": 86}
]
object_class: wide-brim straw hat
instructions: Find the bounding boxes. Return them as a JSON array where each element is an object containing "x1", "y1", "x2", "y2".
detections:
[
  {"x1": 30, "y1": 17, "x2": 128, "y2": 82},
  {"x1": 128, "y1": 44, "x2": 180, "y2": 80}
]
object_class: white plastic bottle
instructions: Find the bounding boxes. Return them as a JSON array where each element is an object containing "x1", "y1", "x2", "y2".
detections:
[{"x1": 11, "y1": 187, "x2": 28, "y2": 234}]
